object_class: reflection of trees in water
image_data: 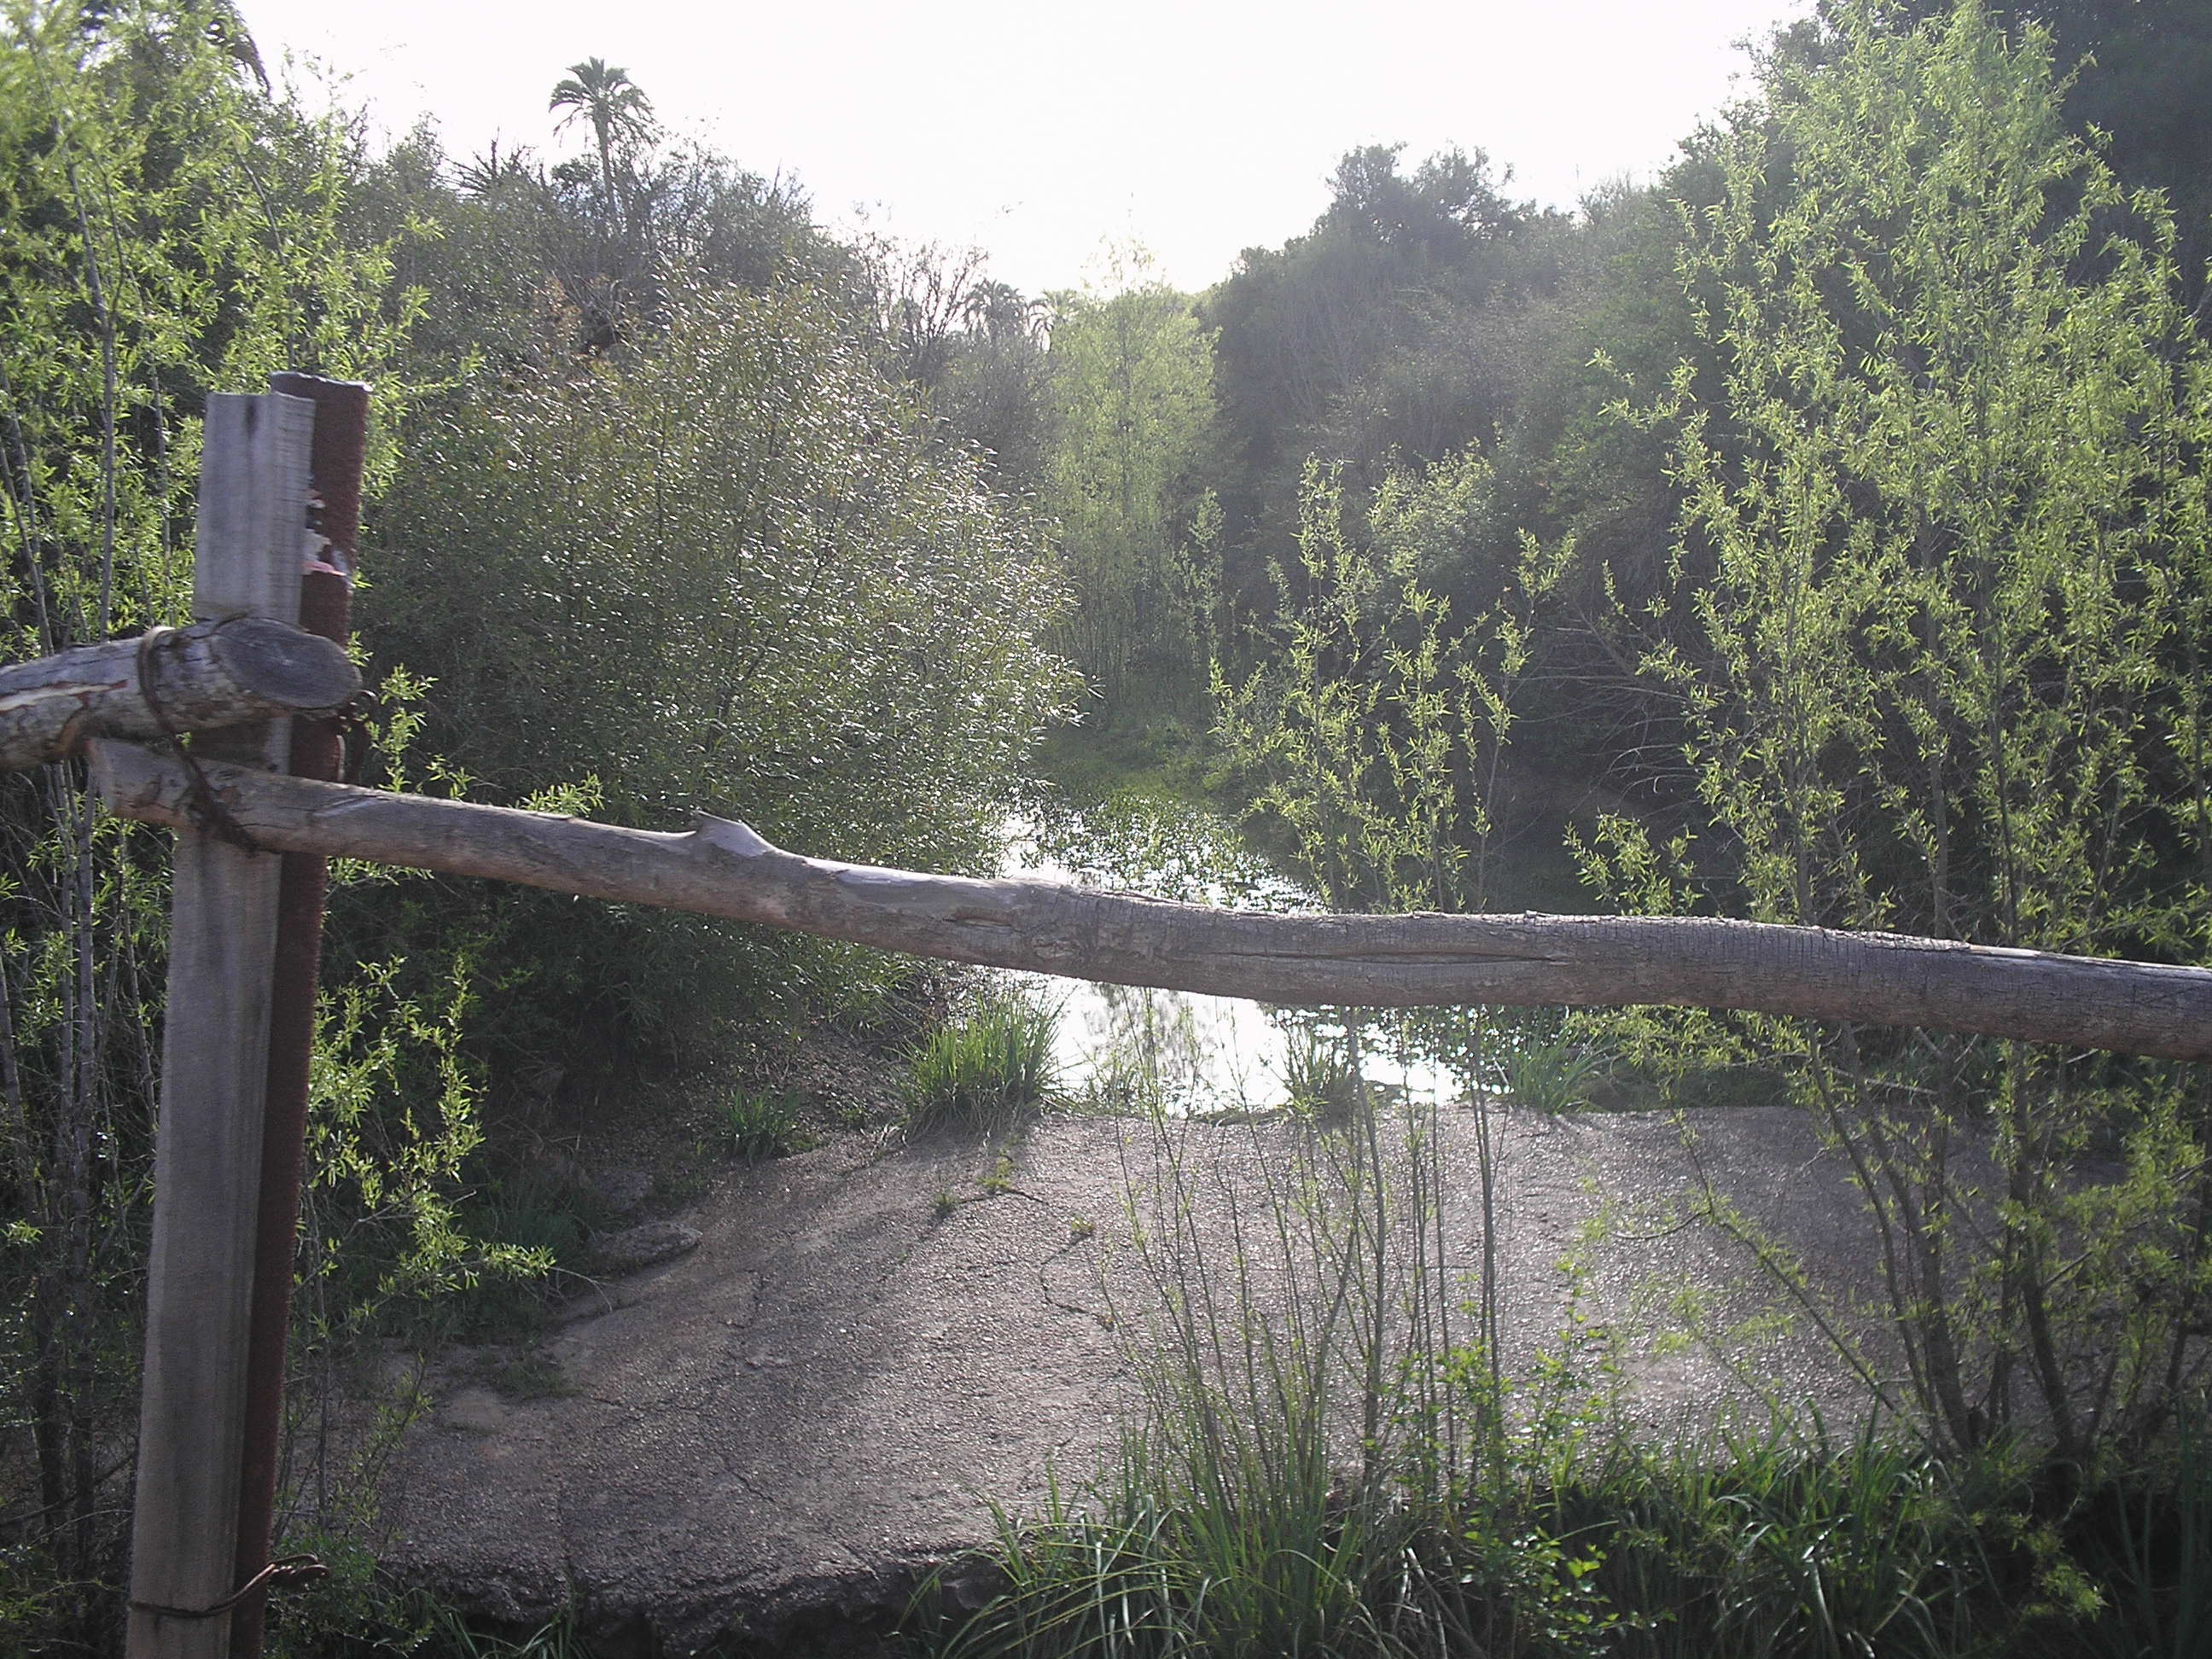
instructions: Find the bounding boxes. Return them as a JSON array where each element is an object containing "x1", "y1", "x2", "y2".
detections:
[
  {"x1": 1075, "y1": 984, "x2": 1272, "y2": 1115},
  {"x1": 1015, "y1": 795, "x2": 1485, "y2": 1114},
  {"x1": 1059, "y1": 986, "x2": 1470, "y2": 1117}
]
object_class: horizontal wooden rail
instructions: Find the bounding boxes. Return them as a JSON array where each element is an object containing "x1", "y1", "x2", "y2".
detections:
[
  {"x1": 0, "y1": 619, "x2": 357, "y2": 772},
  {"x1": 87, "y1": 738, "x2": 2212, "y2": 1062}
]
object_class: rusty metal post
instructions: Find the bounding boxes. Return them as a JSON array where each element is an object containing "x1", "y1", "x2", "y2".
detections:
[{"x1": 229, "y1": 375, "x2": 368, "y2": 1659}]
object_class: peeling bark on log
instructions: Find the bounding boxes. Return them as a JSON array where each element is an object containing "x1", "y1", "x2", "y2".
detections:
[
  {"x1": 0, "y1": 618, "x2": 358, "y2": 773},
  {"x1": 87, "y1": 739, "x2": 2212, "y2": 1063}
]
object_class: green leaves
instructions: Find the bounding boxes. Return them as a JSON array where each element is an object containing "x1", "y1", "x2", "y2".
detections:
[
  {"x1": 365, "y1": 282, "x2": 1075, "y2": 1045},
  {"x1": 1588, "y1": 0, "x2": 2212, "y2": 1462},
  {"x1": 1215, "y1": 455, "x2": 1529, "y2": 919},
  {"x1": 1040, "y1": 272, "x2": 1216, "y2": 713}
]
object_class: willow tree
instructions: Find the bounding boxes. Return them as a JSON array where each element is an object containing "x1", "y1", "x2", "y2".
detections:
[
  {"x1": 1041, "y1": 263, "x2": 1216, "y2": 713},
  {"x1": 1586, "y1": 0, "x2": 2212, "y2": 1461}
]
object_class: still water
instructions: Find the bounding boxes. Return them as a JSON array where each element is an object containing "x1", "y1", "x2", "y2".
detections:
[{"x1": 998, "y1": 794, "x2": 1466, "y2": 1116}]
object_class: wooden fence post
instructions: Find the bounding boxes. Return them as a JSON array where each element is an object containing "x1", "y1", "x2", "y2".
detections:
[{"x1": 125, "y1": 393, "x2": 311, "y2": 1659}]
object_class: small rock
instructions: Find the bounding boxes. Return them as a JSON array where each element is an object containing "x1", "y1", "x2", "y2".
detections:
[
  {"x1": 592, "y1": 1166, "x2": 654, "y2": 1215},
  {"x1": 592, "y1": 1220, "x2": 701, "y2": 1276}
]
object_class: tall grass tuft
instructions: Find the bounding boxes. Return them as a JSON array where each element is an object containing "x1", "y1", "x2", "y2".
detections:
[
  {"x1": 1277, "y1": 1017, "x2": 1364, "y2": 1121},
  {"x1": 925, "y1": 1080, "x2": 1499, "y2": 1658},
  {"x1": 718, "y1": 1086, "x2": 805, "y2": 1159},
  {"x1": 906, "y1": 990, "x2": 1062, "y2": 1132},
  {"x1": 1498, "y1": 1013, "x2": 1609, "y2": 1115},
  {"x1": 2073, "y1": 1397, "x2": 2212, "y2": 1659}
]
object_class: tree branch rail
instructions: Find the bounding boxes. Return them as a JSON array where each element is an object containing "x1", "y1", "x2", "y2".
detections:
[{"x1": 86, "y1": 739, "x2": 2212, "y2": 1062}]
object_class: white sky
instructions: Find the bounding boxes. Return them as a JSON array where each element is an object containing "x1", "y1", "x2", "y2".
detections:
[{"x1": 236, "y1": 0, "x2": 1811, "y2": 298}]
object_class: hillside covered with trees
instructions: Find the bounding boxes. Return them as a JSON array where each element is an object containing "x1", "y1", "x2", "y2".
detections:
[{"x1": 4, "y1": 0, "x2": 2212, "y2": 1652}]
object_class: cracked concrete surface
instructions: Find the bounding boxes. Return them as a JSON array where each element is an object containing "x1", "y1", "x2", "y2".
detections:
[{"x1": 381, "y1": 1106, "x2": 1890, "y2": 1654}]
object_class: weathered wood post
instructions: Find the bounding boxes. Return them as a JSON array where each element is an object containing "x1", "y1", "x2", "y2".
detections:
[{"x1": 125, "y1": 393, "x2": 311, "y2": 1659}]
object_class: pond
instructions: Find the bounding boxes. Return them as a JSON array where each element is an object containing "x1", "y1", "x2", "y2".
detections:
[{"x1": 998, "y1": 792, "x2": 1475, "y2": 1116}]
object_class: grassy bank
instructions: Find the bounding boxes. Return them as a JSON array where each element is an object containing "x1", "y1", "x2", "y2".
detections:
[{"x1": 910, "y1": 1411, "x2": 2210, "y2": 1659}]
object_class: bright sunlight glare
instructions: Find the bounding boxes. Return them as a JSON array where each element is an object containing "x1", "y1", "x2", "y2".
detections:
[{"x1": 235, "y1": 0, "x2": 1812, "y2": 296}]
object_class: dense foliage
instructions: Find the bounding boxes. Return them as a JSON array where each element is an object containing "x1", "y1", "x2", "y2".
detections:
[
  {"x1": 4, "y1": 0, "x2": 2211, "y2": 1649},
  {"x1": 1210, "y1": 0, "x2": 2212, "y2": 1441},
  {"x1": 365, "y1": 282, "x2": 1072, "y2": 1053},
  {"x1": 1039, "y1": 267, "x2": 1217, "y2": 713},
  {"x1": 0, "y1": 1, "x2": 417, "y2": 1638},
  {"x1": 1576, "y1": 0, "x2": 2212, "y2": 1464}
]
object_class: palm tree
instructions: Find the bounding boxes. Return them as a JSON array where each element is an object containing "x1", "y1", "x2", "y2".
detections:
[
  {"x1": 963, "y1": 279, "x2": 1035, "y2": 342},
  {"x1": 456, "y1": 139, "x2": 537, "y2": 202},
  {"x1": 549, "y1": 58, "x2": 654, "y2": 230}
]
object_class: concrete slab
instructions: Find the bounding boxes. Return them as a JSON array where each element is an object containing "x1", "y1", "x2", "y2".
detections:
[{"x1": 379, "y1": 1106, "x2": 1889, "y2": 1653}]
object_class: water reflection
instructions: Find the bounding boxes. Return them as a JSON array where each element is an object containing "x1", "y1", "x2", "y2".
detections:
[{"x1": 1001, "y1": 795, "x2": 1465, "y2": 1115}]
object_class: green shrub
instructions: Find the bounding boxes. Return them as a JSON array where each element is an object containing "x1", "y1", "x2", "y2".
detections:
[
  {"x1": 906, "y1": 992, "x2": 1062, "y2": 1131},
  {"x1": 419, "y1": 1169, "x2": 608, "y2": 1343},
  {"x1": 1582, "y1": 0, "x2": 2212, "y2": 1464},
  {"x1": 266, "y1": 1561, "x2": 595, "y2": 1659},
  {"x1": 364, "y1": 281, "x2": 1075, "y2": 1064}
]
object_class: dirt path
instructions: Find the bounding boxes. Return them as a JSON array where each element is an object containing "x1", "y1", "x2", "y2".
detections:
[{"x1": 380, "y1": 1106, "x2": 1890, "y2": 1655}]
